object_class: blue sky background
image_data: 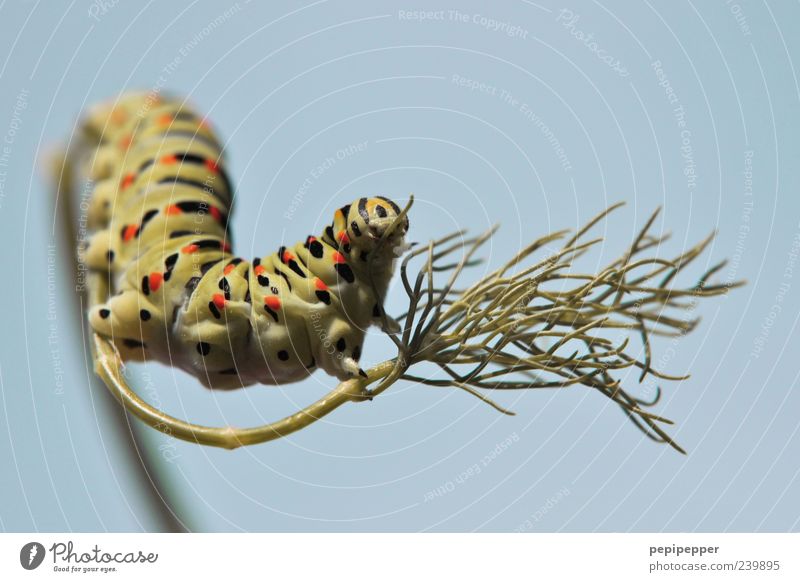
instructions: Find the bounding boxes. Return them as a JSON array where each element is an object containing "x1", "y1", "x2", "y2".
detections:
[{"x1": 0, "y1": 0, "x2": 798, "y2": 532}]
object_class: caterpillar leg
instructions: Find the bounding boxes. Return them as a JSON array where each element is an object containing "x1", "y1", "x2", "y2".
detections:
[
  {"x1": 88, "y1": 289, "x2": 159, "y2": 362},
  {"x1": 85, "y1": 146, "x2": 123, "y2": 182},
  {"x1": 87, "y1": 179, "x2": 118, "y2": 229},
  {"x1": 372, "y1": 303, "x2": 401, "y2": 334},
  {"x1": 311, "y1": 316, "x2": 366, "y2": 381},
  {"x1": 84, "y1": 229, "x2": 114, "y2": 271}
]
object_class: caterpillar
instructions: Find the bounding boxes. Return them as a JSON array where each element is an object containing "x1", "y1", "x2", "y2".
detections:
[{"x1": 73, "y1": 92, "x2": 408, "y2": 390}]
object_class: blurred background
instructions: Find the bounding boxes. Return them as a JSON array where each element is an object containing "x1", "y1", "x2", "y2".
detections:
[{"x1": 0, "y1": 0, "x2": 798, "y2": 532}]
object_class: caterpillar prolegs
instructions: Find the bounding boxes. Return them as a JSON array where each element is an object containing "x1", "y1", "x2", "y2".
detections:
[{"x1": 76, "y1": 93, "x2": 408, "y2": 390}]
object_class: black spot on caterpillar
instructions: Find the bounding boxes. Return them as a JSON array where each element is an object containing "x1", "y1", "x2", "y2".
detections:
[
  {"x1": 200, "y1": 259, "x2": 222, "y2": 275},
  {"x1": 123, "y1": 339, "x2": 147, "y2": 349},
  {"x1": 264, "y1": 304, "x2": 279, "y2": 323},
  {"x1": 308, "y1": 238, "x2": 324, "y2": 259},
  {"x1": 208, "y1": 300, "x2": 221, "y2": 319},
  {"x1": 275, "y1": 269, "x2": 292, "y2": 291},
  {"x1": 219, "y1": 277, "x2": 231, "y2": 300},
  {"x1": 316, "y1": 290, "x2": 331, "y2": 305},
  {"x1": 335, "y1": 263, "x2": 355, "y2": 283}
]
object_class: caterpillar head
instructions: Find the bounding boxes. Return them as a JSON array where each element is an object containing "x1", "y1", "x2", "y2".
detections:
[{"x1": 334, "y1": 197, "x2": 409, "y2": 261}]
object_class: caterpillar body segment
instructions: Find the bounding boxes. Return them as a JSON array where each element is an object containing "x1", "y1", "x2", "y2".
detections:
[{"x1": 76, "y1": 92, "x2": 408, "y2": 389}]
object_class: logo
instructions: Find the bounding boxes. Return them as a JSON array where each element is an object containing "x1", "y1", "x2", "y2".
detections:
[{"x1": 20, "y1": 542, "x2": 46, "y2": 570}]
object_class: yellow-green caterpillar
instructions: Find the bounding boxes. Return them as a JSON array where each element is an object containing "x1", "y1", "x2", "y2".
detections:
[{"x1": 74, "y1": 93, "x2": 408, "y2": 389}]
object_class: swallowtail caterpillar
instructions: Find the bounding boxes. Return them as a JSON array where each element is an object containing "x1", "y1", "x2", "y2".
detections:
[
  {"x1": 76, "y1": 92, "x2": 407, "y2": 390},
  {"x1": 58, "y1": 92, "x2": 740, "y2": 451}
]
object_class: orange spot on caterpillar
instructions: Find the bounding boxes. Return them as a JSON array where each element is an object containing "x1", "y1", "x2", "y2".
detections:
[
  {"x1": 222, "y1": 242, "x2": 232, "y2": 253},
  {"x1": 223, "y1": 263, "x2": 236, "y2": 275},
  {"x1": 282, "y1": 251, "x2": 295, "y2": 263},
  {"x1": 118, "y1": 135, "x2": 132, "y2": 149},
  {"x1": 314, "y1": 278, "x2": 328, "y2": 291},
  {"x1": 212, "y1": 293, "x2": 226, "y2": 310},
  {"x1": 165, "y1": 204, "x2": 182, "y2": 215},
  {"x1": 254, "y1": 265, "x2": 265, "y2": 276},
  {"x1": 332, "y1": 251, "x2": 345, "y2": 264},
  {"x1": 156, "y1": 114, "x2": 173, "y2": 126},
  {"x1": 122, "y1": 225, "x2": 138, "y2": 242},
  {"x1": 161, "y1": 154, "x2": 178, "y2": 165},
  {"x1": 264, "y1": 296, "x2": 281, "y2": 310},
  {"x1": 205, "y1": 159, "x2": 219, "y2": 173},
  {"x1": 209, "y1": 206, "x2": 222, "y2": 221},
  {"x1": 149, "y1": 272, "x2": 163, "y2": 292},
  {"x1": 121, "y1": 173, "x2": 136, "y2": 189},
  {"x1": 337, "y1": 231, "x2": 350, "y2": 245},
  {"x1": 181, "y1": 244, "x2": 199, "y2": 254}
]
